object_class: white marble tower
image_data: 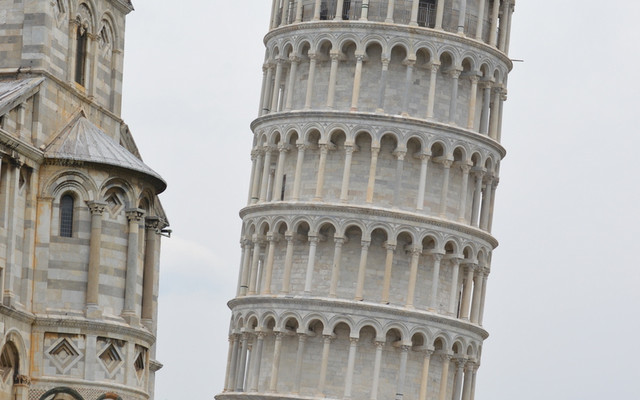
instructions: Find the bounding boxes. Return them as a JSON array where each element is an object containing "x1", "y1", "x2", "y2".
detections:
[{"x1": 221, "y1": 1, "x2": 515, "y2": 400}]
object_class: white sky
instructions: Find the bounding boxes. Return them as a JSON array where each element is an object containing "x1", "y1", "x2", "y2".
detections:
[{"x1": 120, "y1": 1, "x2": 640, "y2": 399}]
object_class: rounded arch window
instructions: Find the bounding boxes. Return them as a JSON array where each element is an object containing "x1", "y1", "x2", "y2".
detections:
[{"x1": 60, "y1": 194, "x2": 74, "y2": 237}]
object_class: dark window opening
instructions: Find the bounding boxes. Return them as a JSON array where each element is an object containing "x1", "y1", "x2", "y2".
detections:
[
  {"x1": 75, "y1": 25, "x2": 88, "y2": 85},
  {"x1": 60, "y1": 194, "x2": 74, "y2": 237},
  {"x1": 418, "y1": 0, "x2": 437, "y2": 28}
]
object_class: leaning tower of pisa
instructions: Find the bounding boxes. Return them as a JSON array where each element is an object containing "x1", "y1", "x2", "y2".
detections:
[{"x1": 220, "y1": 1, "x2": 515, "y2": 400}]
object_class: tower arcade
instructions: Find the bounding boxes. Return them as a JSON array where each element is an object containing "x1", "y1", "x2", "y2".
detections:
[{"x1": 221, "y1": 1, "x2": 514, "y2": 400}]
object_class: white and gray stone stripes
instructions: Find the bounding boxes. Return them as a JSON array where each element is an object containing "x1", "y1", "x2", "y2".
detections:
[{"x1": 223, "y1": 299, "x2": 484, "y2": 400}]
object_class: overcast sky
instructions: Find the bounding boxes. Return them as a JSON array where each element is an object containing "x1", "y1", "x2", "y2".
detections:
[{"x1": 120, "y1": 1, "x2": 640, "y2": 399}]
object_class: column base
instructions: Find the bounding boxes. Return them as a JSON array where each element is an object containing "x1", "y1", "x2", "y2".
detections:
[
  {"x1": 122, "y1": 311, "x2": 140, "y2": 326},
  {"x1": 142, "y1": 318, "x2": 154, "y2": 331},
  {"x1": 85, "y1": 304, "x2": 102, "y2": 319}
]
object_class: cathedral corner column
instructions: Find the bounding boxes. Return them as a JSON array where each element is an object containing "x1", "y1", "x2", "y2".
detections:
[
  {"x1": 86, "y1": 201, "x2": 106, "y2": 319},
  {"x1": 123, "y1": 208, "x2": 145, "y2": 325}
]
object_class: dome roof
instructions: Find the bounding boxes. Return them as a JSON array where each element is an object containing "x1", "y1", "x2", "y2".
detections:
[{"x1": 44, "y1": 112, "x2": 166, "y2": 192}]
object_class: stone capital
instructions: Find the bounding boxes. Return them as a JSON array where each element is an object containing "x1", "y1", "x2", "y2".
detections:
[
  {"x1": 86, "y1": 201, "x2": 107, "y2": 216},
  {"x1": 145, "y1": 216, "x2": 162, "y2": 231},
  {"x1": 125, "y1": 208, "x2": 146, "y2": 222}
]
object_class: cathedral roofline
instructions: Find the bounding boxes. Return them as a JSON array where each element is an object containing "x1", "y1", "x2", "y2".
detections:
[{"x1": 44, "y1": 111, "x2": 167, "y2": 193}]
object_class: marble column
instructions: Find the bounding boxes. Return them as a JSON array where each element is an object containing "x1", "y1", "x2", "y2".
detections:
[
  {"x1": 395, "y1": 345, "x2": 410, "y2": 400},
  {"x1": 475, "y1": 0, "x2": 487, "y2": 40},
  {"x1": 461, "y1": 361, "x2": 475, "y2": 400},
  {"x1": 123, "y1": 208, "x2": 145, "y2": 324},
  {"x1": 410, "y1": 0, "x2": 420, "y2": 26},
  {"x1": 340, "y1": 144, "x2": 355, "y2": 202},
  {"x1": 457, "y1": 0, "x2": 468, "y2": 34},
  {"x1": 470, "y1": 170, "x2": 484, "y2": 227},
  {"x1": 385, "y1": 0, "x2": 395, "y2": 23},
  {"x1": 249, "y1": 332, "x2": 265, "y2": 392},
  {"x1": 381, "y1": 243, "x2": 396, "y2": 304},
  {"x1": 227, "y1": 334, "x2": 240, "y2": 391},
  {"x1": 86, "y1": 201, "x2": 106, "y2": 318},
  {"x1": 305, "y1": 53, "x2": 317, "y2": 109},
  {"x1": 259, "y1": 146, "x2": 274, "y2": 202},
  {"x1": 317, "y1": 335, "x2": 332, "y2": 395},
  {"x1": 406, "y1": 247, "x2": 422, "y2": 308},
  {"x1": 448, "y1": 259, "x2": 461, "y2": 315},
  {"x1": 293, "y1": 333, "x2": 307, "y2": 393},
  {"x1": 327, "y1": 52, "x2": 341, "y2": 108},
  {"x1": 313, "y1": 0, "x2": 322, "y2": 20},
  {"x1": 235, "y1": 333, "x2": 249, "y2": 391},
  {"x1": 262, "y1": 63, "x2": 275, "y2": 113},
  {"x1": 351, "y1": 54, "x2": 365, "y2": 111},
  {"x1": 355, "y1": 240, "x2": 370, "y2": 301},
  {"x1": 239, "y1": 239, "x2": 254, "y2": 296},
  {"x1": 304, "y1": 235, "x2": 319, "y2": 293},
  {"x1": 281, "y1": 233, "x2": 295, "y2": 293},
  {"x1": 458, "y1": 164, "x2": 471, "y2": 222},
  {"x1": 361, "y1": 0, "x2": 370, "y2": 20},
  {"x1": 438, "y1": 160, "x2": 452, "y2": 217},
  {"x1": 415, "y1": 153, "x2": 430, "y2": 210},
  {"x1": 449, "y1": 69, "x2": 462, "y2": 124},
  {"x1": 452, "y1": 359, "x2": 465, "y2": 400},
  {"x1": 435, "y1": 0, "x2": 445, "y2": 29},
  {"x1": 292, "y1": 144, "x2": 306, "y2": 201},
  {"x1": 343, "y1": 338, "x2": 359, "y2": 399},
  {"x1": 272, "y1": 144, "x2": 290, "y2": 201},
  {"x1": 489, "y1": 0, "x2": 501, "y2": 47},
  {"x1": 426, "y1": 64, "x2": 440, "y2": 119},
  {"x1": 329, "y1": 237, "x2": 345, "y2": 297},
  {"x1": 393, "y1": 150, "x2": 406, "y2": 207},
  {"x1": 370, "y1": 341, "x2": 384, "y2": 400},
  {"x1": 251, "y1": 149, "x2": 264, "y2": 204},
  {"x1": 467, "y1": 75, "x2": 480, "y2": 130},
  {"x1": 366, "y1": 146, "x2": 380, "y2": 204},
  {"x1": 314, "y1": 144, "x2": 330, "y2": 201},
  {"x1": 479, "y1": 177, "x2": 493, "y2": 230},
  {"x1": 285, "y1": 56, "x2": 300, "y2": 110},
  {"x1": 437, "y1": 355, "x2": 451, "y2": 400},
  {"x1": 479, "y1": 82, "x2": 492, "y2": 135},
  {"x1": 262, "y1": 233, "x2": 278, "y2": 294},
  {"x1": 459, "y1": 264, "x2": 476, "y2": 320},
  {"x1": 376, "y1": 58, "x2": 390, "y2": 113},
  {"x1": 142, "y1": 217, "x2": 160, "y2": 323},
  {"x1": 418, "y1": 350, "x2": 433, "y2": 400},
  {"x1": 268, "y1": 332, "x2": 283, "y2": 392},
  {"x1": 470, "y1": 270, "x2": 485, "y2": 324},
  {"x1": 401, "y1": 60, "x2": 416, "y2": 115}
]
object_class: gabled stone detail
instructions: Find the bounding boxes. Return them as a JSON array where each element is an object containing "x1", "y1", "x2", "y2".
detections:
[{"x1": 45, "y1": 338, "x2": 82, "y2": 374}]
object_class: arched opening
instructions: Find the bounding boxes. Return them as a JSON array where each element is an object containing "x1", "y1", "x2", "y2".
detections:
[
  {"x1": 39, "y1": 387, "x2": 85, "y2": 400},
  {"x1": 75, "y1": 22, "x2": 88, "y2": 85},
  {"x1": 59, "y1": 194, "x2": 74, "y2": 237}
]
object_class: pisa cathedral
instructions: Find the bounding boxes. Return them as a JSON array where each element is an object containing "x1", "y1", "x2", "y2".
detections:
[
  {"x1": 0, "y1": 0, "x2": 168, "y2": 399},
  {"x1": 221, "y1": 1, "x2": 514, "y2": 400}
]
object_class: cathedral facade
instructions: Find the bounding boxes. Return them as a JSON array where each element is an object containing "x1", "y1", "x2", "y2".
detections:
[
  {"x1": 221, "y1": 1, "x2": 514, "y2": 400},
  {"x1": 0, "y1": 1, "x2": 167, "y2": 399}
]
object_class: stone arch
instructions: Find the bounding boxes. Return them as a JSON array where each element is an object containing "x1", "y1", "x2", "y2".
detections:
[
  {"x1": 302, "y1": 314, "x2": 328, "y2": 332},
  {"x1": 39, "y1": 387, "x2": 85, "y2": 400},
  {"x1": 338, "y1": 220, "x2": 366, "y2": 239},
  {"x1": 403, "y1": 133, "x2": 427, "y2": 153},
  {"x1": 361, "y1": 34, "x2": 387, "y2": 55},
  {"x1": 327, "y1": 316, "x2": 354, "y2": 336},
  {"x1": 45, "y1": 170, "x2": 98, "y2": 201},
  {"x1": 96, "y1": 393, "x2": 123, "y2": 400},
  {"x1": 431, "y1": 334, "x2": 451, "y2": 352},
  {"x1": 302, "y1": 125, "x2": 323, "y2": 145},
  {"x1": 294, "y1": 37, "x2": 312, "y2": 57},
  {"x1": 313, "y1": 35, "x2": 335, "y2": 54},
  {"x1": 278, "y1": 313, "x2": 302, "y2": 333},
  {"x1": 260, "y1": 313, "x2": 278, "y2": 331},
  {"x1": 76, "y1": 1, "x2": 97, "y2": 33},
  {"x1": 382, "y1": 323, "x2": 408, "y2": 344},
  {"x1": 354, "y1": 320, "x2": 381, "y2": 339},
  {"x1": 444, "y1": 238, "x2": 461, "y2": 256},
  {"x1": 100, "y1": 177, "x2": 136, "y2": 209},
  {"x1": 284, "y1": 126, "x2": 300, "y2": 145}
]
